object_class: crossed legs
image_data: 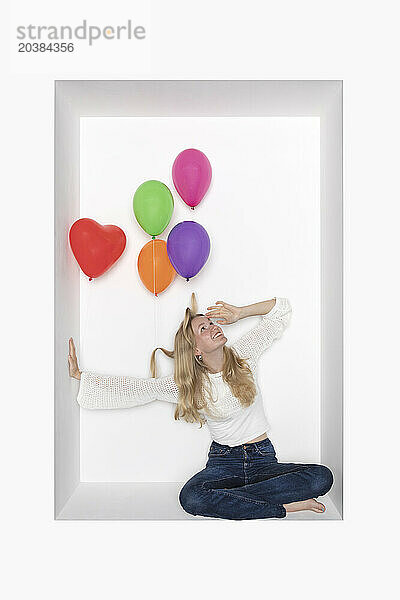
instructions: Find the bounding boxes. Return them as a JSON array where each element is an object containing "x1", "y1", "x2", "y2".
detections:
[{"x1": 179, "y1": 462, "x2": 334, "y2": 520}]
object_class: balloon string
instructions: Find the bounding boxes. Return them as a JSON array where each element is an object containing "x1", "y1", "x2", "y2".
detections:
[
  {"x1": 154, "y1": 252, "x2": 158, "y2": 352},
  {"x1": 81, "y1": 275, "x2": 92, "y2": 364},
  {"x1": 154, "y1": 288, "x2": 158, "y2": 354},
  {"x1": 154, "y1": 239, "x2": 157, "y2": 297},
  {"x1": 152, "y1": 238, "x2": 156, "y2": 297},
  {"x1": 152, "y1": 239, "x2": 158, "y2": 351}
]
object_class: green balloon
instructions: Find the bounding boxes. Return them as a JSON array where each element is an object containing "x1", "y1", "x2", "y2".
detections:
[{"x1": 133, "y1": 180, "x2": 174, "y2": 237}]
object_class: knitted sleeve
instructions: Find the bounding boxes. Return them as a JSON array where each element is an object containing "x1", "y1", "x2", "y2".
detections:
[
  {"x1": 76, "y1": 371, "x2": 179, "y2": 410},
  {"x1": 231, "y1": 297, "x2": 292, "y2": 362}
]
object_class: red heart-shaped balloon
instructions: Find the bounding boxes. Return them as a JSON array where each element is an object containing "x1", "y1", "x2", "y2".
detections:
[{"x1": 69, "y1": 218, "x2": 126, "y2": 280}]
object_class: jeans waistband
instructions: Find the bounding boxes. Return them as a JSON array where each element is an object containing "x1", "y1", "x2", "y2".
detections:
[{"x1": 211, "y1": 437, "x2": 271, "y2": 451}]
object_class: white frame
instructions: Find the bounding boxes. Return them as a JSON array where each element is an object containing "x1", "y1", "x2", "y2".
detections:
[{"x1": 54, "y1": 80, "x2": 343, "y2": 520}]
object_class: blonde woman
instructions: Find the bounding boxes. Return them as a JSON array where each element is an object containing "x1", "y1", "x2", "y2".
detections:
[{"x1": 68, "y1": 294, "x2": 333, "y2": 520}]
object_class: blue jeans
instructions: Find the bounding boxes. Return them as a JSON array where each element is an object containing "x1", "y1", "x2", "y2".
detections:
[{"x1": 179, "y1": 438, "x2": 334, "y2": 520}]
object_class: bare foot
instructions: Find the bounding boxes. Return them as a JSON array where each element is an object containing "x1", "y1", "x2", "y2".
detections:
[{"x1": 283, "y1": 498, "x2": 326, "y2": 514}]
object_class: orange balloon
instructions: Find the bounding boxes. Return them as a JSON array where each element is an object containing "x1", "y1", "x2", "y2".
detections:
[{"x1": 137, "y1": 239, "x2": 176, "y2": 296}]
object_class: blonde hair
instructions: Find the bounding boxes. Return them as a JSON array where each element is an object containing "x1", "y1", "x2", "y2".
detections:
[{"x1": 150, "y1": 292, "x2": 257, "y2": 426}]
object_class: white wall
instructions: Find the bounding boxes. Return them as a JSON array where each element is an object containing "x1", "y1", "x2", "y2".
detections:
[{"x1": 79, "y1": 116, "x2": 320, "y2": 482}]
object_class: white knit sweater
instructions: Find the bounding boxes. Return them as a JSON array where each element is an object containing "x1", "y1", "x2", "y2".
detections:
[{"x1": 77, "y1": 297, "x2": 292, "y2": 446}]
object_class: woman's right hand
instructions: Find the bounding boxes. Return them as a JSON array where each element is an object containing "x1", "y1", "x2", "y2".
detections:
[
  {"x1": 205, "y1": 300, "x2": 242, "y2": 325},
  {"x1": 68, "y1": 337, "x2": 81, "y2": 380}
]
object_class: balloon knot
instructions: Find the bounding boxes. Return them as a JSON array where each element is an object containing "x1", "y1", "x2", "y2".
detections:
[
  {"x1": 186, "y1": 278, "x2": 189, "y2": 282},
  {"x1": 155, "y1": 293, "x2": 158, "y2": 297},
  {"x1": 89, "y1": 277, "x2": 93, "y2": 281},
  {"x1": 191, "y1": 207, "x2": 194, "y2": 210},
  {"x1": 152, "y1": 235, "x2": 155, "y2": 239}
]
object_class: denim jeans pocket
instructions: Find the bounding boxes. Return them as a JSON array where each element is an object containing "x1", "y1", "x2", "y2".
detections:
[
  {"x1": 254, "y1": 438, "x2": 275, "y2": 456},
  {"x1": 209, "y1": 443, "x2": 231, "y2": 456}
]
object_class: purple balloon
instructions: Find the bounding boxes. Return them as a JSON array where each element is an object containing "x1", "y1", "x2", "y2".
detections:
[{"x1": 167, "y1": 221, "x2": 210, "y2": 281}]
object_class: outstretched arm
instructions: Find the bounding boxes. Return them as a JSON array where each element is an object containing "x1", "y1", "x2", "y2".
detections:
[
  {"x1": 77, "y1": 371, "x2": 179, "y2": 409},
  {"x1": 68, "y1": 337, "x2": 179, "y2": 409}
]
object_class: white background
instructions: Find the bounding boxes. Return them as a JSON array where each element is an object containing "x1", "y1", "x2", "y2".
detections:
[
  {"x1": 4, "y1": 1, "x2": 399, "y2": 599},
  {"x1": 80, "y1": 116, "x2": 320, "y2": 481}
]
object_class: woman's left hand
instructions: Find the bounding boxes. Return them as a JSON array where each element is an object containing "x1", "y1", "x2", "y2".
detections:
[{"x1": 205, "y1": 301, "x2": 242, "y2": 325}]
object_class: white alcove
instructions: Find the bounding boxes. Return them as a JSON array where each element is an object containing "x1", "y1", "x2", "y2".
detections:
[{"x1": 55, "y1": 81, "x2": 342, "y2": 520}]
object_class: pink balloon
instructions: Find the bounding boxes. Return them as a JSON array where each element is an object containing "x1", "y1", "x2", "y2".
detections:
[{"x1": 172, "y1": 148, "x2": 212, "y2": 209}]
